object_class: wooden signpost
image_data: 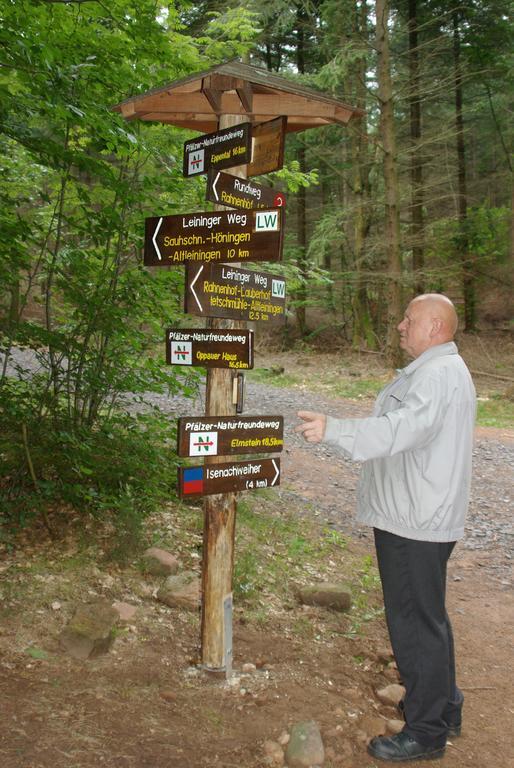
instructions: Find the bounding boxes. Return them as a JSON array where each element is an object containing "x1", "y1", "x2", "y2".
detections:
[
  {"x1": 177, "y1": 415, "x2": 284, "y2": 457},
  {"x1": 114, "y1": 60, "x2": 362, "y2": 678},
  {"x1": 178, "y1": 458, "x2": 280, "y2": 498},
  {"x1": 144, "y1": 208, "x2": 284, "y2": 267},
  {"x1": 183, "y1": 123, "x2": 252, "y2": 177},
  {"x1": 185, "y1": 263, "x2": 286, "y2": 324},
  {"x1": 206, "y1": 170, "x2": 286, "y2": 211},
  {"x1": 165, "y1": 328, "x2": 253, "y2": 369}
]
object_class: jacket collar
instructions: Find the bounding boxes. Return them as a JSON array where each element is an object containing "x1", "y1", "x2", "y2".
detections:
[{"x1": 402, "y1": 342, "x2": 458, "y2": 376}]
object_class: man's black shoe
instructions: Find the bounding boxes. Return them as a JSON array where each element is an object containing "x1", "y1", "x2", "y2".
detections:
[
  {"x1": 367, "y1": 733, "x2": 445, "y2": 762},
  {"x1": 397, "y1": 699, "x2": 461, "y2": 738}
]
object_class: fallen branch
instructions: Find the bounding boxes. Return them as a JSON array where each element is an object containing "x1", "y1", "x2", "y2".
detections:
[
  {"x1": 470, "y1": 369, "x2": 514, "y2": 383},
  {"x1": 460, "y1": 685, "x2": 496, "y2": 691}
]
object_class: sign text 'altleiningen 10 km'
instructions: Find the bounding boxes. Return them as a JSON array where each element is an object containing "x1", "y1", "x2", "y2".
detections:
[
  {"x1": 166, "y1": 329, "x2": 253, "y2": 370},
  {"x1": 178, "y1": 458, "x2": 280, "y2": 498},
  {"x1": 185, "y1": 263, "x2": 286, "y2": 324},
  {"x1": 177, "y1": 416, "x2": 284, "y2": 458},
  {"x1": 144, "y1": 208, "x2": 283, "y2": 267}
]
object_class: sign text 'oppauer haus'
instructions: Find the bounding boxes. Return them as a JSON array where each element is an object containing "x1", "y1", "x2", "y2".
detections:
[
  {"x1": 144, "y1": 209, "x2": 284, "y2": 267},
  {"x1": 185, "y1": 263, "x2": 286, "y2": 324},
  {"x1": 166, "y1": 329, "x2": 253, "y2": 370},
  {"x1": 177, "y1": 415, "x2": 284, "y2": 458}
]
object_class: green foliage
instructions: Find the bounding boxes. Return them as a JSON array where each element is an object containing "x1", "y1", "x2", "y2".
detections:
[{"x1": 0, "y1": 0, "x2": 247, "y2": 538}]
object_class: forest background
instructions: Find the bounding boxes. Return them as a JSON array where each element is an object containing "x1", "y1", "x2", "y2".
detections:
[{"x1": 0, "y1": 0, "x2": 512, "y2": 543}]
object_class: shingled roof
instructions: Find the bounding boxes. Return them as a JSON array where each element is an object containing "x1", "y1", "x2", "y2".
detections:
[{"x1": 113, "y1": 60, "x2": 364, "y2": 133}]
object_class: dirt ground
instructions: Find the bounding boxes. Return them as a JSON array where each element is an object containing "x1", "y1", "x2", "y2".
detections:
[{"x1": 1, "y1": 350, "x2": 513, "y2": 768}]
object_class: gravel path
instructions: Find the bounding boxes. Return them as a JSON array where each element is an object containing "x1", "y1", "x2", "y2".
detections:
[
  {"x1": 141, "y1": 378, "x2": 513, "y2": 585},
  {"x1": 2, "y1": 348, "x2": 512, "y2": 583}
]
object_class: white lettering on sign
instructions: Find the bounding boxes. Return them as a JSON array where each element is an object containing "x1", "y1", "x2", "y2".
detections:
[
  {"x1": 255, "y1": 211, "x2": 279, "y2": 232},
  {"x1": 272, "y1": 279, "x2": 285, "y2": 298},
  {"x1": 226, "y1": 212, "x2": 247, "y2": 226}
]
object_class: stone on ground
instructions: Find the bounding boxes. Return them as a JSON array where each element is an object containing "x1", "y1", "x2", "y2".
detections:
[
  {"x1": 375, "y1": 684, "x2": 405, "y2": 707},
  {"x1": 264, "y1": 739, "x2": 285, "y2": 766},
  {"x1": 157, "y1": 571, "x2": 200, "y2": 611},
  {"x1": 285, "y1": 721, "x2": 325, "y2": 767},
  {"x1": 358, "y1": 715, "x2": 387, "y2": 742},
  {"x1": 296, "y1": 583, "x2": 351, "y2": 612},
  {"x1": 112, "y1": 601, "x2": 137, "y2": 622},
  {"x1": 60, "y1": 601, "x2": 119, "y2": 660},
  {"x1": 142, "y1": 547, "x2": 179, "y2": 576},
  {"x1": 386, "y1": 719, "x2": 405, "y2": 735}
]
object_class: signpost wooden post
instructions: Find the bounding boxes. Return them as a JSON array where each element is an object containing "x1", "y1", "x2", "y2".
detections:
[
  {"x1": 114, "y1": 60, "x2": 363, "y2": 679},
  {"x1": 202, "y1": 112, "x2": 249, "y2": 674}
]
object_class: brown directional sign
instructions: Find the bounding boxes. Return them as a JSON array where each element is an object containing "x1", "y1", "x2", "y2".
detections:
[
  {"x1": 183, "y1": 123, "x2": 252, "y2": 177},
  {"x1": 247, "y1": 117, "x2": 286, "y2": 177},
  {"x1": 178, "y1": 458, "x2": 281, "y2": 498},
  {"x1": 185, "y1": 263, "x2": 286, "y2": 324},
  {"x1": 206, "y1": 170, "x2": 286, "y2": 211},
  {"x1": 177, "y1": 415, "x2": 284, "y2": 458},
  {"x1": 144, "y1": 208, "x2": 284, "y2": 267},
  {"x1": 166, "y1": 329, "x2": 253, "y2": 370}
]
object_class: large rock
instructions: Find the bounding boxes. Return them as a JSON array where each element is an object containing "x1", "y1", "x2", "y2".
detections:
[
  {"x1": 376, "y1": 684, "x2": 406, "y2": 707},
  {"x1": 60, "y1": 601, "x2": 119, "y2": 660},
  {"x1": 296, "y1": 583, "x2": 351, "y2": 612},
  {"x1": 157, "y1": 571, "x2": 200, "y2": 611},
  {"x1": 285, "y1": 721, "x2": 325, "y2": 767},
  {"x1": 142, "y1": 547, "x2": 179, "y2": 576}
]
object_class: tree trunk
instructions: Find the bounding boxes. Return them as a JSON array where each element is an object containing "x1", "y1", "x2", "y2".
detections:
[
  {"x1": 295, "y1": 5, "x2": 308, "y2": 337},
  {"x1": 453, "y1": 10, "x2": 475, "y2": 331},
  {"x1": 408, "y1": 0, "x2": 424, "y2": 292},
  {"x1": 351, "y1": 0, "x2": 375, "y2": 349},
  {"x1": 376, "y1": 0, "x2": 403, "y2": 366}
]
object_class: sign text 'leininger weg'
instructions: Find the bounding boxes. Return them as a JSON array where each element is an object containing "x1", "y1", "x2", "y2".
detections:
[
  {"x1": 185, "y1": 263, "x2": 286, "y2": 324},
  {"x1": 166, "y1": 329, "x2": 253, "y2": 370},
  {"x1": 178, "y1": 458, "x2": 280, "y2": 498},
  {"x1": 145, "y1": 209, "x2": 283, "y2": 267},
  {"x1": 178, "y1": 416, "x2": 284, "y2": 458}
]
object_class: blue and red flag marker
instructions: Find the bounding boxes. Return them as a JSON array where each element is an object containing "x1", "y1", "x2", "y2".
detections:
[{"x1": 182, "y1": 466, "x2": 204, "y2": 495}]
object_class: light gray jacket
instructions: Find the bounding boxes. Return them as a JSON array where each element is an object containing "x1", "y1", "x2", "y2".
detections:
[{"x1": 324, "y1": 342, "x2": 476, "y2": 542}]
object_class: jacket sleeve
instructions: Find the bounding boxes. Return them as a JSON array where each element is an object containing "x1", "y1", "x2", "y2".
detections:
[{"x1": 323, "y1": 371, "x2": 449, "y2": 461}]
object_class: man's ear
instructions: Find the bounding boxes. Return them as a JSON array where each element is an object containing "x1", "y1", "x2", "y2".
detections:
[{"x1": 430, "y1": 318, "x2": 443, "y2": 337}]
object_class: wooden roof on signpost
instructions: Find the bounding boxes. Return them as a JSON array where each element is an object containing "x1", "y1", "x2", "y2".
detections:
[{"x1": 113, "y1": 60, "x2": 364, "y2": 133}]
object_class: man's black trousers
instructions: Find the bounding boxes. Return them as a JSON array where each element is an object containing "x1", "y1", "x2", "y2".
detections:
[{"x1": 374, "y1": 528, "x2": 463, "y2": 749}]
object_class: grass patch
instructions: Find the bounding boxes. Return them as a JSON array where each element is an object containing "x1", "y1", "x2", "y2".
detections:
[{"x1": 476, "y1": 394, "x2": 514, "y2": 428}]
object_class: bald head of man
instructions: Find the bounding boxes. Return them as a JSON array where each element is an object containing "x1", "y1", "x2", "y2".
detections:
[{"x1": 398, "y1": 293, "x2": 458, "y2": 359}]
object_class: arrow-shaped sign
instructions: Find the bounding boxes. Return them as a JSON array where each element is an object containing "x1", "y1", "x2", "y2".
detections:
[
  {"x1": 152, "y1": 217, "x2": 163, "y2": 261},
  {"x1": 189, "y1": 264, "x2": 204, "y2": 312},
  {"x1": 271, "y1": 459, "x2": 280, "y2": 487}
]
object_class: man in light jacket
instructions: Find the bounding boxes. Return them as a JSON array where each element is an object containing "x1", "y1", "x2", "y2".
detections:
[{"x1": 296, "y1": 293, "x2": 476, "y2": 763}]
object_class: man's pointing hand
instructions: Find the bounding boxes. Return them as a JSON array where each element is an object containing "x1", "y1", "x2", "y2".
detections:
[{"x1": 295, "y1": 411, "x2": 327, "y2": 443}]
